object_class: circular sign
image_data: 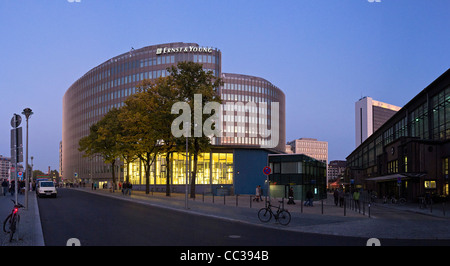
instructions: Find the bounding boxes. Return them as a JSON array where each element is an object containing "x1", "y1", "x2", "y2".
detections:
[
  {"x1": 263, "y1": 166, "x2": 271, "y2": 175},
  {"x1": 10, "y1": 114, "x2": 22, "y2": 128}
]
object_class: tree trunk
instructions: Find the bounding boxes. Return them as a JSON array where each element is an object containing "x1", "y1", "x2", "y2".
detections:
[
  {"x1": 165, "y1": 152, "x2": 171, "y2": 197},
  {"x1": 145, "y1": 153, "x2": 151, "y2": 194},
  {"x1": 111, "y1": 160, "x2": 116, "y2": 192},
  {"x1": 125, "y1": 159, "x2": 130, "y2": 183},
  {"x1": 190, "y1": 147, "x2": 198, "y2": 199}
]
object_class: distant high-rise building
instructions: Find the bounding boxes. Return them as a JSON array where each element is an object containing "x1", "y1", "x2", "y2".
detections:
[
  {"x1": 0, "y1": 155, "x2": 11, "y2": 180},
  {"x1": 355, "y1": 96, "x2": 401, "y2": 147},
  {"x1": 327, "y1": 160, "x2": 346, "y2": 182},
  {"x1": 286, "y1": 138, "x2": 328, "y2": 164}
]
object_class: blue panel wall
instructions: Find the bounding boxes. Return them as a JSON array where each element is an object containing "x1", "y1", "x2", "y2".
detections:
[{"x1": 233, "y1": 149, "x2": 271, "y2": 195}]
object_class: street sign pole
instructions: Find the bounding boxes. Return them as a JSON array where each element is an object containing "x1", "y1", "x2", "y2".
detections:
[
  {"x1": 10, "y1": 114, "x2": 23, "y2": 206},
  {"x1": 263, "y1": 166, "x2": 271, "y2": 203}
]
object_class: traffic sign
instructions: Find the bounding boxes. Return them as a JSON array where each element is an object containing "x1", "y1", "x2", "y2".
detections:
[
  {"x1": 18, "y1": 172, "x2": 23, "y2": 178},
  {"x1": 263, "y1": 166, "x2": 271, "y2": 175},
  {"x1": 10, "y1": 114, "x2": 21, "y2": 128}
]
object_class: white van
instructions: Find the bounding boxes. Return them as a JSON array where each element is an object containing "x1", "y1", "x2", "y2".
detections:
[{"x1": 36, "y1": 181, "x2": 57, "y2": 198}]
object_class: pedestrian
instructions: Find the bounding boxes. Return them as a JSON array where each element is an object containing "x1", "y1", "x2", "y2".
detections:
[
  {"x1": 287, "y1": 187, "x2": 295, "y2": 205},
  {"x1": 339, "y1": 189, "x2": 345, "y2": 207},
  {"x1": 304, "y1": 189, "x2": 313, "y2": 207},
  {"x1": 10, "y1": 180, "x2": 15, "y2": 196},
  {"x1": 253, "y1": 185, "x2": 260, "y2": 202},
  {"x1": 128, "y1": 182, "x2": 132, "y2": 196},
  {"x1": 353, "y1": 189, "x2": 360, "y2": 211},
  {"x1": 1, "y1": 179, "x2": 8, "y2": 196},
  {"x1": 333, "y1": 189, "x2": 339, "y2": 206},
  {"x1": 258, "y1": 185, "x2": 262, "y2": 201}
]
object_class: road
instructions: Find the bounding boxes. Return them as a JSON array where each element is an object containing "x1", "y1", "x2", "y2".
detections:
[{"x1": 37, "y1": 189, "x2": 449, "y2": 246}]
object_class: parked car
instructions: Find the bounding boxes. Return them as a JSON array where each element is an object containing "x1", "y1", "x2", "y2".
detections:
[{"x1": 36, "y1": 180, "x2": 57, "y2": 198}]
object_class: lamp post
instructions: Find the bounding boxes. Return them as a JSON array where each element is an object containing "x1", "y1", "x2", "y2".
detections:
[
  {"x1": 185, "y1": 121, "x2": 189, "y2": 209},
  {"x1": 22, "y1": 108, "x2": 33, "y2": 209}
]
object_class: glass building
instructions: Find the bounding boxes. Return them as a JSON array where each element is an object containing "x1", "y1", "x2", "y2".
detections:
[
  {"x1": 268, "y1": 154, "x2": 327, "y2": 201},
  {"x1": 62, "y1": 42, "x2": 285, "y2": 195},
  {"x1": 346, "y1": 69, "x2": 450, "y2": 202}
]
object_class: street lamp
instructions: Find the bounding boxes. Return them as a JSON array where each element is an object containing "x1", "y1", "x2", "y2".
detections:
[{"x1": 22, "y1": 108, "x2": 33, "y2": 209}]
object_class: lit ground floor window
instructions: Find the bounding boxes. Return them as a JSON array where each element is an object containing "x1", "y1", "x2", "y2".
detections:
[{"x1": 126, "y1": 152, "x2": 233, "y2": 186}]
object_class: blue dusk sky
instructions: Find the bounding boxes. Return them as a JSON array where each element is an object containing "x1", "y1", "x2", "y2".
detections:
[{"x1": 0, "y1": 0, "x2": 449, "y2": 173}]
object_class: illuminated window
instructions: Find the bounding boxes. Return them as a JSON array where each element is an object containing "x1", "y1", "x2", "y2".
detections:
[
  {"x1": 127, "y1": 152, "x2": 233, "y2": 186},
  {"x1": 424, "y1": 180, "x2": 436, "y2": 189},
  {"x1": 404, "y1": 156, "x2": 408, "y2": 173}
]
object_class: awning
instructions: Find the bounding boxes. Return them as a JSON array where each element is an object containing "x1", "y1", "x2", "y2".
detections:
[
  {"x1": 366, "y1": 173, "x2": 426, "y2": 182},
  {"x1": 366, "y1": 174, "x2": 406, "y2": 182}
]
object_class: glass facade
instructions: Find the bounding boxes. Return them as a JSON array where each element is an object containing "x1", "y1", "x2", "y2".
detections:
[
  {"x1": 268, "y1": 154, "x2": 327, "y2": 200},
  {"x1": 127, "y1": 151, "x2": 233, "y2": 186},
  {"x1": 346, "y1": 70, "x2": 450, "y2": 200},
  {"x1": 62, "y1": 42, "x2": 286, "y2": 195},
  {"x1": 347, "y1": 85, "x2": 450, "y2": 171},
  {"x1": 219, "y1": 73, "x2": 286, "y2": 152}
]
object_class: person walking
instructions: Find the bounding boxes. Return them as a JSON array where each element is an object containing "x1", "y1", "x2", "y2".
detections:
[
  {"x1": 353, "y1": 189, "x2": 361, "y2": 211},
  {"x1": 1, "y1": 179, "x2": 8, "y2": 196},
  {"x1": 253, "y1": 185, "x2": 260, "y2": 202},
  {"x1": 258, "y1": 185, "x2": 262, "y2": 201},
  {"x1": 338, "y1": 189, "x2": 345, "y2": 207},
  {"x1": 333, "y1": 189, "x2": 339, "y2": 206},
  {"x1": 287, "y1": 187, "x2": 295, "y2": 204},
  {"x1": 128, "y1": 182, "x2": 133, "y2": 196},
  {"x1": 304, "y1": 189, "x2": 313, "y2": 207}
]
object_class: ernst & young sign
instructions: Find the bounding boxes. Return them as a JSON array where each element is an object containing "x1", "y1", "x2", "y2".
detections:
[{"x1": 156, "y1": 46, "x2": 213, "y2": 55}]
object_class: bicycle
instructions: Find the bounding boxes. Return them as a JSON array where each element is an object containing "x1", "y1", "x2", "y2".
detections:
[
  {"x1": 258, "y1": 200, "x2": 291, "y2": 226},
  {"x1": 390, "y1": 197, "x2": 406, "y2": 205},
  {"x1": 3, "y1": 199, "x2": 24, "y2": 242}
]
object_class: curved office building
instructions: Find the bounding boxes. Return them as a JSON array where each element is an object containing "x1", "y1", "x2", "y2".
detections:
[{"x1": 62, "y1": 42, "x2": 285, "y2": 194}]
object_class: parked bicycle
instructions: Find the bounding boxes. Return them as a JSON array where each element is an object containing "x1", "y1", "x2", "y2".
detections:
[
  {"x1": 390, "y1": 196, "x2": 406, "y2": 205},
  {"x1": 258, "y1": 200, "x2": 291, "y2": 226},
  {"x1": 3, "y1": 199, "x2": 24, "y2": 242},
  {"x1": 382, "y1": 195, "x2": 406, "y2": 205}
]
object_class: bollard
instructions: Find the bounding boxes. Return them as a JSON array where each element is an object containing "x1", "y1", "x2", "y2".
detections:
[
  {"x1": 250, "y1": 196, "x2": 252, "y2": 208},
  {"x1": 236, "y1": 194, "x2": 238, "y2": 207},
  {"x1": 368, "y1": 203, "x2": 371, "y2": 218},
  {"x1": 321, "y1": 199, "x2": 324, "y2": 214},
  {"x1": 344, "y1": 198, "x2": 346, "y2": 216},
  {"x1": 212, "y1": 193, "x2": 214, "y2": 203},
  {"x1": 443, "y1": 202, "x2": 446, "y2": 216},
  {"x1": 224, "y1": 194, "x2": 226, "y2": 205},
  {"x1": 301, "y1": 199, "x2": 303, "y2": 213}
]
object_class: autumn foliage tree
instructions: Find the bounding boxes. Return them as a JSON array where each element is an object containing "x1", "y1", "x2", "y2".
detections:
[{"x1": 78, "y1": 62, "x2": 221, "y2": 196}]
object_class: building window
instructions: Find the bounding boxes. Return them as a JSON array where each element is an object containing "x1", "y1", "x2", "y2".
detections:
[
  {"x1": 404, "y1": 156, "x2": 408, "y2": 173},
  {"x1": 424, "y1": 180, "x2": 436, "y2": 189},
  {"x1": 387, "y1": 160, "x2": 398, "y2": 174}
]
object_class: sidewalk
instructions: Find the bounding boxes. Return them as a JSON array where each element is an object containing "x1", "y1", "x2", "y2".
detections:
[
  {"x1": 75, "y1": 187, "x2": 450, "y2": 240},
  {"x1": 0, "y1": 191, "x2": 44, "y2": 246}
]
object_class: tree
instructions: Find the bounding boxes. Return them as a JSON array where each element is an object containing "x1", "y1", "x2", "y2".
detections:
[
  {"x1": 151, "y1": 76, "x2": 181, "y2": 196},
  {"x1": 78, "y1": 108, "x2": 123, "y2": 190},
  {"x1": 120, "y1": 79, "x2": 167, "y2": 194},
  {"x1": 167, "y1": 61, "x2": 222, "y2": 198}
]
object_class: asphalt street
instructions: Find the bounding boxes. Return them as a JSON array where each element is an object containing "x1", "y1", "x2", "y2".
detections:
[
  {"x1": 38, "y1": 189, "x2": 367, "y2": 246},
  {"x1": 37, "y1": 189, "x2": 450, "y2": 246}
]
